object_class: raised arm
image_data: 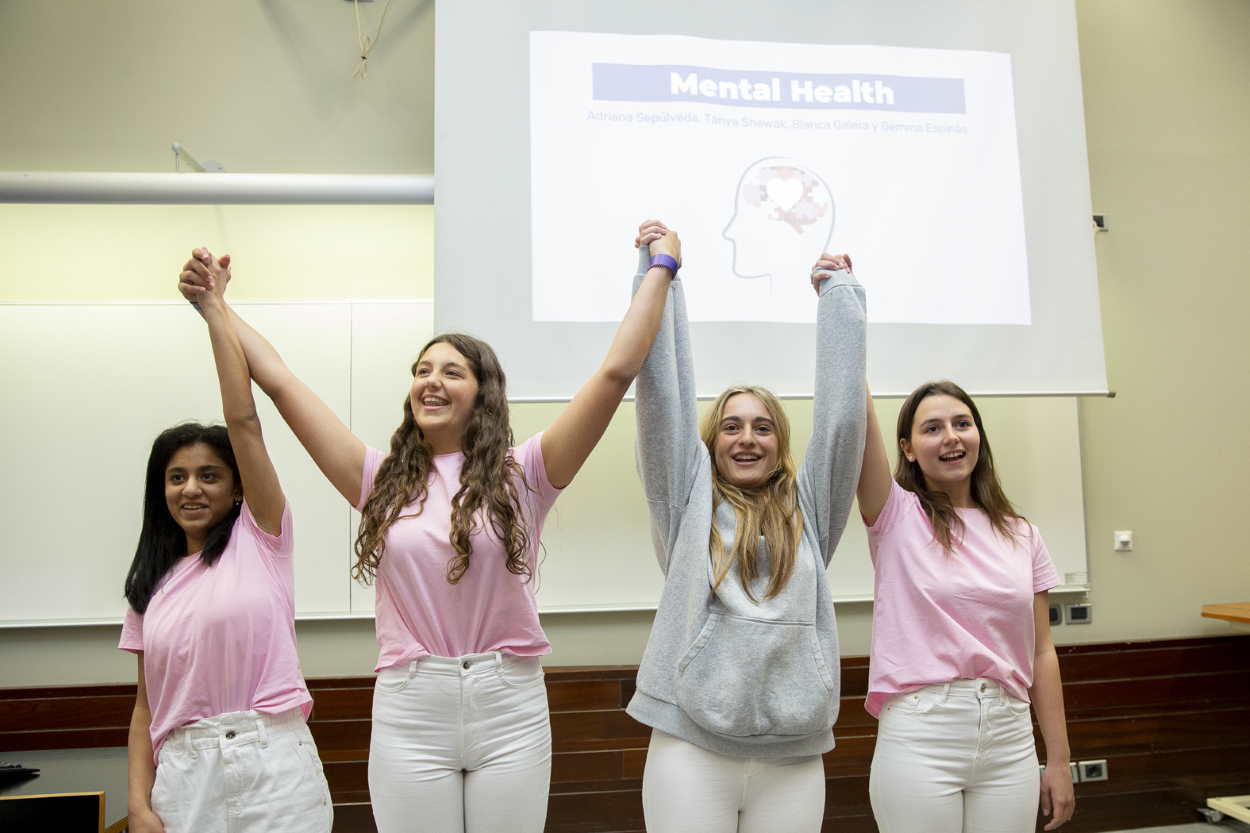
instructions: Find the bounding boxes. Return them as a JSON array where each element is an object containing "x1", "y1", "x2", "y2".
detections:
[
  {"x1": 181, "y1": 251, "x2": 365, "y2": 505},
  {"x1": 179, "y1": 250, "x2": 284, "y2": 533},
  {"x1": 632, "y1": 222, "x2": 703, "y2": 569},
  {"x1": 540, "y1": 221, "x2": 679, "y2": 489},
  {"x1": 798, "y1": 253, "x2": 868, "y2": 565},
  {"x1": 858, "y1": 386, "x2": 893, "y2": 526},
  {"x1": 126, "y1": 654, "x2": 165, "y2": 833}
]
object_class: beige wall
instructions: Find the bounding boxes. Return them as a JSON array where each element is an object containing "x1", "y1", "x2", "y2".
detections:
[
  {"x1": 1072, "y1": 0, "x2": 1250, "y2": 640},
  {"x1": 1, "y1": 0, "x2": 1248, "y2": 688}
]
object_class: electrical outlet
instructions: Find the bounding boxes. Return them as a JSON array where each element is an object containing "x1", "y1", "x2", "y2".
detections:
[
  {"x1": 1079, "y1": 759, "x2": 1108, "y2": 782},
  {"x1": 1113, "y1": 530, "x2": 1133, "y2": 552},
  {"x1": 1064, "y1": 603, "x2": 1092, "y2": 625}
]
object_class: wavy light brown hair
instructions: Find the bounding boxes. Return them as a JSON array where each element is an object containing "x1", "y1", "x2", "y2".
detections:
[
  {"x1": 353, "y1": 334, "x2": 531, "y2": 585},
  {"x1": 895, "y1": 380, "x2": 1024, "y2": 552},
  {"x1": 701, "y1": 386, "x2": 803, "y2": 601}
]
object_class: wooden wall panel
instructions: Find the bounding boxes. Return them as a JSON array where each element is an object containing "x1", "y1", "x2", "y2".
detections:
[{"x1": 2, "y1": 635, "x2": 1247, "y2": 833}]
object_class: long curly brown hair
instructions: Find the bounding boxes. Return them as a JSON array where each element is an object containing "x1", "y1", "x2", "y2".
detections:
[
  {"x1": 894, "y1": 380, "x2": 1024, "y2": 552},
  {"x1": 353, "y1": 334, "x2": 532, "y2": 585},
  {"x1": 700, "y1": 386, "x2": 803, "y2": 601}
]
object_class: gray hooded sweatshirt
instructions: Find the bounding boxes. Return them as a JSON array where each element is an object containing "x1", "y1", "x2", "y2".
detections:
[{"x1": 625, "y1": 247, "x2": 867, "y2": 759}]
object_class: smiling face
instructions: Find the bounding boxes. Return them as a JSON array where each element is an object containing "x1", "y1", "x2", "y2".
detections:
[
  {"x1": 900, "y1": 393, "x2": 982, "y2": 502},
  {"x1": 164, "y1": 442, "x2": 240, "y2": 553},
  {"x1": 712, "y1": 392, "x2": 782, "y2": 489},
  {"x1": 410, "y1": 340, "x2": 480, "y2": 453}
]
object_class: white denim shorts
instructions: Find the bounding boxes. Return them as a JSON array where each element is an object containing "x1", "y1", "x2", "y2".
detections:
[{"x1": 152, "y1": 708, "x2": 332, "y2": 833}]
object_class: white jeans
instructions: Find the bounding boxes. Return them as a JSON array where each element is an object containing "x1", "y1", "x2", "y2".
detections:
[
  {"x1": 641, "y1": 729, "x2": 827, "y2": 833},
  {"x1": 150, "y1": 708, "x2": 332, "y2": 833},
  {"x1": 368, "y1": 652, "x2": 552, "y2": 833},
  {"x1": 870, "y1": 678, "x2": 1040, "y2": 833}
]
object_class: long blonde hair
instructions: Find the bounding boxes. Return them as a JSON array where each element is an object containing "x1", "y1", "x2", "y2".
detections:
[{"x1": 701, "y1": 386, "x2": 802, "y2": 601}]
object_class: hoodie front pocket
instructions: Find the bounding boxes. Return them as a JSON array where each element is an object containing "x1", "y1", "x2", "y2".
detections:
[
  {"x1": 676, "y1": 613, "x2": 723, "y2": 674},
  {"x1": 675, "y1": 614, "x2": 835, "y2": 738}
]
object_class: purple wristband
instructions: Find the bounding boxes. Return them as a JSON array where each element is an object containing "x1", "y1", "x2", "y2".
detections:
[{"x1": 649, "y1": 253, "x2": 679, "y2": 274}]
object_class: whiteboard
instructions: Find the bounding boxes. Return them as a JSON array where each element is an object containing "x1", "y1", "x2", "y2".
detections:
[
  {"x1": 0, "y1": 301, "x2": 1086, "y2": 626},
  {"x1": 0, "y1": 301, "x2": 430, "y2": 626}
]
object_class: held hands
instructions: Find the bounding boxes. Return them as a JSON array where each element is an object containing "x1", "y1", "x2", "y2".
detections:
[
  {"x1": 1040, "y1": 761, "x2": 1075, "y2": 830},
  {"x1": 810, "y1": 252, "x2": 853, "y2": 294},
  {"x1": 635, "y1": 219, "x2": 682, "y2": 270},
  {"x1": 178, "y1": 248, "x2": 232, "y2": 310}
]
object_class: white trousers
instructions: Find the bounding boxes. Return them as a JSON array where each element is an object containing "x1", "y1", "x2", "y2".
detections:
[
  {"x1": 368, "y1": 652, "x2": 552, "y2": 833},
  {"x1": 641, "y1": 729, "x2": 827, "y2": 833},
  {"x1": 150, "y1": 708, "x2": 332, "y2": 833},
  {"x1": 870, "y1": 678, "x2": 1040, "y2": 833}
]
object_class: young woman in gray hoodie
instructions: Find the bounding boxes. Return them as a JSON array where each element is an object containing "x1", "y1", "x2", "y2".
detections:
[{"x1": 626, "y1": 220, "x2": 867, "y2": 832}]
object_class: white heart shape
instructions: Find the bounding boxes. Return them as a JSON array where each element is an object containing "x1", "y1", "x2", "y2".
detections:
[{"x1": 765, "y1": 177, "x2": 804, "y2": 212}]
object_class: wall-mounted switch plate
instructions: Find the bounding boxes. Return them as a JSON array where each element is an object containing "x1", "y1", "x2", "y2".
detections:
[
  {"x1": 1079, "y1": 759, "x2": 1108, "y2": 782},
  {"x1": 1065, "y1": 603, "x2": 1092, "y2": 625}
]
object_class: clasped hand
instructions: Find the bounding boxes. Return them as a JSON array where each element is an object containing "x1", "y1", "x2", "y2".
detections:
[
  {"x1": 178, "y1": 248, "x2": 232, "y2": 309},
  {"x1": 810, "y1": 253, "x2": 853, "y2": 294},
  {"x1": 634, "y1": 219, "x2": 682, "y2": 268}
]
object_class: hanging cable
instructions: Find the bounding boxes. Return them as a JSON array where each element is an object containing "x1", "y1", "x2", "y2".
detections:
[{"x1": 353, "y1": 0, "x2": 397, "y2": 80}]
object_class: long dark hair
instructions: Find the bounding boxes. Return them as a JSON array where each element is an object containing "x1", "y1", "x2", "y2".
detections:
[
  {"x1": 895, "y1": 380, "x2": 1024, "y2": 552},
  {"x1": 123, "y1": 423, "x2": 241, "y2": 613},
  {"x1": 354, "y1": 333, "x2": 532, "y2": 585}
]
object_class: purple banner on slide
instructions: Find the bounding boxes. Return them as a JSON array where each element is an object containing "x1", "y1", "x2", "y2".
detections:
[{"x1": 591, "y1": 63, "x2": 966, "y2": 113}]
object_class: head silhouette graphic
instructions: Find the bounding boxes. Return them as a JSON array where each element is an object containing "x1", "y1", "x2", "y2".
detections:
[{"x1": 723, "y1": 158, "x2": 835, "y2": 286}]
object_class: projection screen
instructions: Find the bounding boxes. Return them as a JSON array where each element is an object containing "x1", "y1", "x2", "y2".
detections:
[{"x1": 435, "y1": 0, "x2": 1107, "y2": 398}]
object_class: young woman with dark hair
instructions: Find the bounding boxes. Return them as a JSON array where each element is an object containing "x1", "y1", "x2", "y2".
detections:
[
  {"x1": 855, "y1": 370, "x2": 1076, "y2": 832},
  {"x1": 120, "y1": 267, "x2": 330, "y2": 833},
  {"x1": 123, "y1": 424, "x2": 241, "y2": 615},
  {"x1": 627, "y1": 223, "x2": 867, "y2": 832},
  {"x1": 176, "y1": 233, "x2": 676, "y2": 833}
]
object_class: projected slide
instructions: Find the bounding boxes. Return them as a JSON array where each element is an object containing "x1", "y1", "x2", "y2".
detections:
[{"x1": 530, "y1": 32, "x2": 1030, "y2": 325}]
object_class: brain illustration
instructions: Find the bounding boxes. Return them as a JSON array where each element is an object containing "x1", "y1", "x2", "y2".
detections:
[{"x1": 739, "y1": 165, "x2": 830, "y2": 234}]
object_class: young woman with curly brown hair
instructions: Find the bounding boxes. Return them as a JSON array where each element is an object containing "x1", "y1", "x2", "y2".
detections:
[{"x1": 177, "y1": 229, "x2": 679, "y2": 833}]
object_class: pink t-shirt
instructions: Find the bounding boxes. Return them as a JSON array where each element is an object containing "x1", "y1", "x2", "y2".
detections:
[
  {"x1": 358, "y1": 434, "x2": 562, "y2": 670},
  {"x1": 864, "y1": 481, "x2": 1060, "y2": 717},
  {"x1": 119, "y1": 502, "x2": 312, "y2": 759}
]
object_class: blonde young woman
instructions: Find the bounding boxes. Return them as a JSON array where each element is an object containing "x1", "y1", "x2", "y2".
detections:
[
  {"x1": 177, "y1": 235, "x2": 678, "y2": 833},
  {"x1": 626, "y1": 222, "x2": 867, "y2": 832},
  {"x1": 855, "y1": 370, "x2": 1076, "y2": 832}
]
